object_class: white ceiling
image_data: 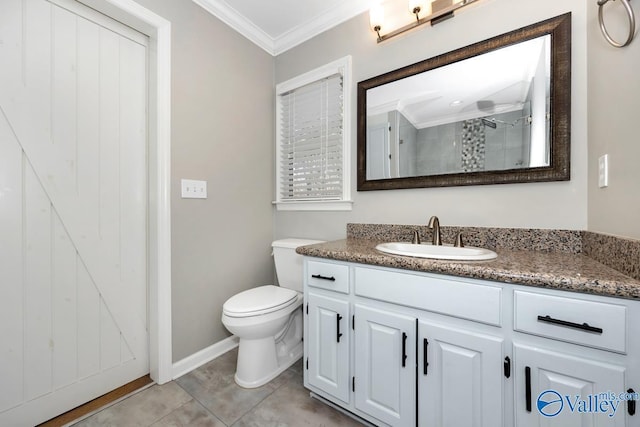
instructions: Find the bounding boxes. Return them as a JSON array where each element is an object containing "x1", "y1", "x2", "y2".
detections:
[{"x1": 192, "y1": 0, "x2": 372, "y2": 56}]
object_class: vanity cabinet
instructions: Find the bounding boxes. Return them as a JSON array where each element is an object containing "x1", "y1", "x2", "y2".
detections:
[
  {"x1": 304, "y1": 258, "x2": 507, "y2": 426},
  {"x1": 303, "y1": 258, "x2": 639, "y2": 427}
]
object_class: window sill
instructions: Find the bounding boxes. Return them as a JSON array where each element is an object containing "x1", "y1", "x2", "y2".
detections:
[{"x1": 273, "y1": 200, "x2": 353, "y2": 212}]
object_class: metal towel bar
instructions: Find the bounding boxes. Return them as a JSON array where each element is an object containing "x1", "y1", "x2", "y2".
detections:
[{"x1": 597, "y1": 0, "x2": 636, "y2": 47}]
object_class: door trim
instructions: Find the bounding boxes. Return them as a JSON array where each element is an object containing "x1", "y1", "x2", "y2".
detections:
[{"x1": 77, "y1": 0, "x2": 173, "y2": 384}]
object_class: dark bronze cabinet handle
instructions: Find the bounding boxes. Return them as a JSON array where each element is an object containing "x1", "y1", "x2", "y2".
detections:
[
  {"x1": 537, "y1": 315, "x2": 603, "y2": 334},
  {"x1": 423, "y1": 338, "x2": 429, "y2": 375},
  {"x1": 525, "y1": 366, "x2": 532, "y2": 412},
  {"x1": 311, "y1": 274, "x2": 335, "y2": 281},
  {"x1": 504, "y1": 356, "x2": 511, "y2": 378},
  {"x1": 629, "y1": 388, "x2": 636, "y2": 415},
  {"x1": 401, "y1": 332, "x2": 408, "y2": 367},
  {"x1": 336, "y1": 314, "x2": 343, "y2": 343}
]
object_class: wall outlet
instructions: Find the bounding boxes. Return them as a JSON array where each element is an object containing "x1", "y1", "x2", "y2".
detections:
[
  {"x1": 598, "y1": 154, "x2": 608, "y2": 188},
  {"x1": 181, "y1": 179, "x2": 207, "y2": 199}
]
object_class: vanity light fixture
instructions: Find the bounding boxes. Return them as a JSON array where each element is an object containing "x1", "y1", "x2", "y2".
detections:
[{"x1": 371, "y1": 0, "x2": 480, "y2": 43}]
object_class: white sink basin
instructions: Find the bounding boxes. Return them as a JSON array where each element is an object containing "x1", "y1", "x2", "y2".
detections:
[{"x1": 376, "y1": 242, "x2": 497, "y2": 261}]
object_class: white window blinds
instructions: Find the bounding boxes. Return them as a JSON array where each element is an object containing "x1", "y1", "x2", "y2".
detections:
[
  {"x1": 279, "y1": 74, "x2": 344, "y2": 201},
  {"x1": 275, "y1": 56, "x2": 352, "y2": 211}
]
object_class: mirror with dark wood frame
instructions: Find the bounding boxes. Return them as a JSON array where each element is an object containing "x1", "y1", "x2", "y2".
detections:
[{"x1": 357, "y1": 13, "x2": 571, "y2": 191}]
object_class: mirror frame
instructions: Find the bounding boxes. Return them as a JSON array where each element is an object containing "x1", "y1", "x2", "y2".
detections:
[{"x1": 357, "y1": 13, "x2": 571, "y2": 191}]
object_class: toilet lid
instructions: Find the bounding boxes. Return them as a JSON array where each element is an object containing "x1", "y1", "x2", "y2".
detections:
[{"x1": 223, "y1": 285, "x2": 298, "y2": 317}]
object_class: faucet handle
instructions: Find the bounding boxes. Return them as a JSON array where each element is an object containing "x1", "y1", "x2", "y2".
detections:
[
  {"x1": 454, "y1": 232, "x2": 465, "y2": 248},
  {"x1": 412, "y1": 230, "x2": 421, "y2": 244}
]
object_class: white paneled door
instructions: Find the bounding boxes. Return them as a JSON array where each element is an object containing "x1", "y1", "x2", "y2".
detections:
[{"x1": 0, "y1": 0, "x2": 149, "y2": 424}]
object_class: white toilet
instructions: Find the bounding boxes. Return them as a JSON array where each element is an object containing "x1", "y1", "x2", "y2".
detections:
[{"x1": 221, "y1": 238, "x2": 323, "y2": 388}]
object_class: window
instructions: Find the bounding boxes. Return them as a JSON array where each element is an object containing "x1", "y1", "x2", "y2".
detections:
[{"x1": 275, "y1": 56, "x2": 352, "y2": 211}]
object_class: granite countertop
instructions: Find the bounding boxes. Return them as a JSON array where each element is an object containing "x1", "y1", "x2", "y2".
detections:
[{"x1": 297, "y1": 238, "x2": 640, "y2": 300}]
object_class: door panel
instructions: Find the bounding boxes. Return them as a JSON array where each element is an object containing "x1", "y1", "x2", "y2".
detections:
[
  {"x1": 0, "y1": 120, "x2": 23, "y2": 412},
  {"x1": 307, "y1": 291, "x2": 351, "y2": 403},
  {"x1": 0, "y1": 0, "x2": 149, "y2": 424},
  {"x1": 24, "y1": 163, "x2": 53, "y2": 401},
  {"x1": 419, "y1": 320, "x2": 504, "y2": 427},
  {"x1": 514, "y1": 343, "x2": 626, "y2": 427},
  {"x1": 354, "y1": 304, "x2": 416, "y2": 427}
]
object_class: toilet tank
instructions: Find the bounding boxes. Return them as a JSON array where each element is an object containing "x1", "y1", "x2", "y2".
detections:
[{"x1": 272, "y1": 238, "x2": 325, "y2": 293}]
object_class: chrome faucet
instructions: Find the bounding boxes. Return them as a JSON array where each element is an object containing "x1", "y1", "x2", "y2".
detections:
[{"x1": 427, "y1": 216, "x2": 442, "y2": 245}]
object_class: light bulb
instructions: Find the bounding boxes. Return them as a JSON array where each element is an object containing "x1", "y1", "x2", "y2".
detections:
[{"x1": 369, "y1": 3, "x2": 384, "y2": 33}]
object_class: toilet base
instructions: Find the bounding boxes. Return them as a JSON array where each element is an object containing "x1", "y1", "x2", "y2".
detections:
[
  {"x1": 235, "y1": 339, "x2": 303, "y2": 388},
  {"x1": 233, "y1": 307, "x2": 303, "y2": 388}
]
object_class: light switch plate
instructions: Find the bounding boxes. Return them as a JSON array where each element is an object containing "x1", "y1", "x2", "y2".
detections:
[{"x1": 181, "y1": 179, "x2": 207, "y2": 199}]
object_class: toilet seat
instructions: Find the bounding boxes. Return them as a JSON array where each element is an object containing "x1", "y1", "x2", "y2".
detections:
[{"x1": 223, "y1": 285, "x2": 298, "y2": 318}]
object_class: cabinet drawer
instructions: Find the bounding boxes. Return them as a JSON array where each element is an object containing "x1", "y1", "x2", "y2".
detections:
[
  {"x1": 514, "y1": 290, "x2": 626, "y2": 353},
  {"x1": 355, "y1": 267, "x2": 502, "y2": 326},
  {"x1": 306, "y1": 260, "x2": 349, "y2": 294}
]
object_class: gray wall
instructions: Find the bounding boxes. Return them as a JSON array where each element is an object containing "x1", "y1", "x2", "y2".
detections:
[
  {"x1": 587, "y1": 3, "x2": 640, "y2": 239},
  {"x1": 274, "y1": 0, "x2": 589, "y2": 241},
  {"x1": 133, "y1": 0, "x2": 275, "y2": 362}
]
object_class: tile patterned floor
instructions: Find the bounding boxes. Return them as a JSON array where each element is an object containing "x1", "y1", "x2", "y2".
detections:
[{"x1": 73, "y1": 348, "x2": 364, "y2": 427}]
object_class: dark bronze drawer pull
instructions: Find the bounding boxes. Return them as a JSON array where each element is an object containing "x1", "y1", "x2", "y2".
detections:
[
  {"x1": 311, "y1": 274, "x2": 336, "y2": 282},
  {"x1": 537, "y1": 315, "x2": 603, "y2": 334}
]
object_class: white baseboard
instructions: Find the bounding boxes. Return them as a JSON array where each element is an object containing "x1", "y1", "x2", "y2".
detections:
[{"x1": 172, "y1": 335, "x2": 239, "y2": 380}]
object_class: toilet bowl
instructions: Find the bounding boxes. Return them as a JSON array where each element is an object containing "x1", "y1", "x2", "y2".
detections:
[{"x1": 221, "y1": 238, "x2": 323, "y2": 388}]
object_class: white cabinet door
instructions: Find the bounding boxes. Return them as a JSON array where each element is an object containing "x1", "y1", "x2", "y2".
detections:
[
  {"x1": 418, "y1": 320, "x2": 504, "y2": 427},
  {"x1": 306, "y1": 291, "x2": 350, "y2": 403},
  {"x1": 514, "y1": 343, "x2": 627, "y2": 427},
  {"x1": 354, "y1": 304, "x2": 416, "y2": 427}
]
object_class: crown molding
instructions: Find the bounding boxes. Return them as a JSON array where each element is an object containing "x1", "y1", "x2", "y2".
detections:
[
  {"x1": 272, "y1": 0, "x2": 370, "y2": 55},
  {"x1": 192, "y1": 0, "x2": 276, "y2": 54},
  {"x1": 192, "y1": 0, "x2": 370, "y2": 56}
]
